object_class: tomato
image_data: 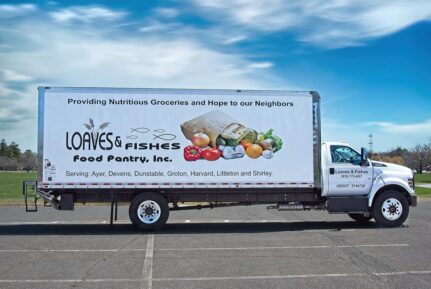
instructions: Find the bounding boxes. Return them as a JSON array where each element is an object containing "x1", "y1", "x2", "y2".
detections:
[
  {"x1": 201, "y1": 148, "x2": 221, "y2": 161},
  {"x1": 240, "y1": 141, "x2": 252, "y2": 150}
]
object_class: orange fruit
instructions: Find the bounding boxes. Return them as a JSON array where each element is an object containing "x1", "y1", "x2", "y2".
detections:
[{"x1": 246, "y1": 144, "x2": 263, "y2": 159}]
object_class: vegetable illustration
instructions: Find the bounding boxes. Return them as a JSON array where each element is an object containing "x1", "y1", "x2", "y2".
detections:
[
  {"x1": 263, "y1": 129, "x2": 283, "y2": 152},
  {"x1": 262, "y1": 150, "x2": 274, "y2": 159},
  {"x1": 226, "y1": 139, "x2": 240, "y2": 146},
  {"x1": 180, "y1": 111, "x2": 284, "y2": 161},
  {"x1": 219, "y1": 145, "x2": 246, "y2": 160},
  {"x1": 246, "y1": 144, "x2": 263, "y2": 159},
  {"x1": 258, "y1": 139, "x2": 274, "y2": 151},
  {"x1": 241, "y1": 129, "x2": 257, "y2": 143},
  {"x1": 216, "y1": 137, "x2": 227, "y2": 146},
  {"x1": 202, "y1": 148, "x2": 222, "y2": 161},
  {"x1": 240, "y1": 141, "x2": 252, "y2": 150},
  {"x1": 192, "y1": 133, "x2": 210, "y2": 147},
  {"x1": 184, "y1": 145, "x2": 202, "y2": 161}
]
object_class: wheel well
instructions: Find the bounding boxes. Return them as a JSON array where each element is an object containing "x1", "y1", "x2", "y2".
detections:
[{"x1": 372, "y1": 185, "x2": 412, "y2": 206}]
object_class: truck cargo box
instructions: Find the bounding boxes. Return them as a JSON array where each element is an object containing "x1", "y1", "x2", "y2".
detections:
[{"x1": 38, "y1": 87, "x2": 321, "y2": 191}]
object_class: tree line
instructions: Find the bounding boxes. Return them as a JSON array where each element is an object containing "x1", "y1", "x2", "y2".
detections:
[
  {"x1": 370, "y1": 139, "x2": 431, "y2": 174},
  {"x1": 0, "y1": 139, "x2": 37, "y2": 171}
]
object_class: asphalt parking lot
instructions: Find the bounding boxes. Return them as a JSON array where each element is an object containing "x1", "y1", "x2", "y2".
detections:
[{"x1": 1, "y1": 201, "x2": 431, "y2": 289}]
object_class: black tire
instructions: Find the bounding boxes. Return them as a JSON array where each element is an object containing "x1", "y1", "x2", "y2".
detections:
[
  {"x1": 372, "y1": 190, "x2": 409, "y2": 228},
  {"x1": 129, "y1": 192, "x2": 169, "y2": 231},
  {"x1": 348, "y1": 213, "x2": 373, "y2": 222}
]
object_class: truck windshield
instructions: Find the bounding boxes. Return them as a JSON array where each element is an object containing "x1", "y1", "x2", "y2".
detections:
[{"x1": 330, "y1": 145, "x2": 361, "y2": 165}]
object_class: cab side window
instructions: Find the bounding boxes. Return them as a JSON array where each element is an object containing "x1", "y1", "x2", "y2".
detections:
[{"x1": 331, "y1": 145, "x2": 361, "y2": 165}]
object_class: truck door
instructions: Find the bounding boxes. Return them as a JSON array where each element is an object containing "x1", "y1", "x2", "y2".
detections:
[{"x1": 327, "y1": 145, "x2": 373, "y2": 196}]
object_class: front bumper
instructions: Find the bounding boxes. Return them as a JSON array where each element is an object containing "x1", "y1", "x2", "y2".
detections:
[{"x1": 410, "y1": 195, "x2": 417, "y2": 207}]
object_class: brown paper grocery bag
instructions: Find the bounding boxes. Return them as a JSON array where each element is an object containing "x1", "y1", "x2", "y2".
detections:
[{"x1": 180, "y1": 110, "x2": 247, "y2": 147}]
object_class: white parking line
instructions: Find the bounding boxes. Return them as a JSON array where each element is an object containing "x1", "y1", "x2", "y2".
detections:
[
  {"x1": 0, "y1": 270, "x2": 430, "y2": 283},
  {"x1": 0, "y1": 278, "x2": 141, "y2": 283},
  {"x1": 157, "y1": 243, "x2": 410, "y2": 251},
  {"x1": 0, "y1": 249, "x2": 146, "y2": 252},
  {"x1": 0, "y1": 243, "x2": 408, "y2": 253},
  {"x1": 141, "y1": 234, "x2": 154, "y2": 289},
  {"x1": 153, "y1": 270, "x2": 431, "y2": 282}
]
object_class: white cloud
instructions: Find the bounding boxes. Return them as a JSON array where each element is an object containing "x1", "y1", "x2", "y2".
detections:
[
  {"x1": 2, "y1": 69, "x2": 32, "y2": 82},
  {"x1": 191, "y1": 0, "x2": 431, "y2": 48},
  {"x1": 192, "y1": 0, "x2": 302, "y2": 31},
  {"x1": 366, "y1": 119, "x2": 431, "y2": 135},
  {"x1": 138, "y1": 21, "x2": 181, "y2": 33},
  {"x1": 139, "y1": 24, "x2": 166, "y2": 33},
  {"x1": 248, "y1": 62, "x2": 273, "y2": 69},
  {"x1": 50, "y1": 6, "x2": 126, "y2": 23},
  {"x1": 223, "y1": 35, "x2": 248, "y2": 44},
  {"x1": 0, "y1": 3, "x2": 36, "y2": 18},
  {"x1": 154, "y1": 7, "x2": 180, "y2": 18}
]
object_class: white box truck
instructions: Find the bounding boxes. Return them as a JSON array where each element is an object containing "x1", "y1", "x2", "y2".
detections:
[{"x1": 23, "y1": 87, "x2": 417, "y2": 230}]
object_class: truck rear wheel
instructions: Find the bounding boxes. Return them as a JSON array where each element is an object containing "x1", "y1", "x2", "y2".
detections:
[
  {"x1": 348, "y1": 213, "x2": 373, "y2": 223},
  {"x1": 129, "y1": 192, "x2": 169, "y2": 230},
  {"x1": 372, "y1": 190, "x2": 409, "y2": 227}
]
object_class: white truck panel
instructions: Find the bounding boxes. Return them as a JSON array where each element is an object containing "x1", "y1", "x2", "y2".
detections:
[{"x1": 39, "y1": 87, "x2": 317, "y2": 189}]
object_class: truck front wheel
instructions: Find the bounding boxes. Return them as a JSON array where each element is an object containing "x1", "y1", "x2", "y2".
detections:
[
  {"x1": 129, "y1": 192, "x2": 169, "y2": 230},
  {"x1": 372, "y1": 190, "x2": 409, "y2": 227}
]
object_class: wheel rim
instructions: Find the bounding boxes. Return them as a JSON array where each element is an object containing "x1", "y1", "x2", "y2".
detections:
[
  {"x1": 381, "y1": 198, "x2": 402, "y2": 221},
  {"x1": 137, "y1": 200, "x2": 161, "y2": 224}
]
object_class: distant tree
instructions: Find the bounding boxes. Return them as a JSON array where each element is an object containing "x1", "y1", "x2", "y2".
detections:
[
  {"x1": 388, "y1": 147, "x2": 409, "y2": 158},
  {"x1": 382, "y1": 155, "x2": 405, "y2": 165},
  {"x1": 21, "y1": 150, "x2": 37, "y2": 172},
  {"x1": 0, "y1": 139, "x2": 8, "y2": 157},
  {"x1": 0, "y1": 140, "x2": 34, "y2": 171},
  {"x1": 373, "y1": 154, "x2": 405, "y2": 165},
  {"x1": 8, "y1": 141, "x2": 21, "y2": 159},
  {"x1": 0, "y1": 157, "x2": 19, "y2": 171},
  {"x1": 0, "y1": 139, "x2": 21, "y2": 159},
  {"x1": 407, "y1": 144, "x2": 430, "y2": 174}
]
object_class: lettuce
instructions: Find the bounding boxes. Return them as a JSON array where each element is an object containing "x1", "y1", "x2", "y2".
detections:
[{"x1": 264, "y1": 129, "x2": 283, "y2": 152}]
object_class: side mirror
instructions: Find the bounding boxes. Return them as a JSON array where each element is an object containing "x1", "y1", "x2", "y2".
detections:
[{"x1": 360, "y1": 147, "x2": 368, "y2": 166}]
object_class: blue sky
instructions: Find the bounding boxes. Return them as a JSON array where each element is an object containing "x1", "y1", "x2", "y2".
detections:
[{"x1": 1, "y1": 0, "x2": 430, "y2": 152}]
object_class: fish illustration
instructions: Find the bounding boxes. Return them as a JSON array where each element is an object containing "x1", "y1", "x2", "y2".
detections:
[
  {"x1": 153, "y1": 129, "x2": 165, "y2": 133},
  {"x1": 130, "y1": 127, "x2": 150, "y2": 134},
  {"x1": 126, "y1": 135, "x2": 139, "y2": 139},
  {"x1": 153, "y1": 134, "x2": 176, "y2": 141}
]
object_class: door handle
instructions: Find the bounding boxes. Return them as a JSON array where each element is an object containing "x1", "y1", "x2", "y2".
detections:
[{"x1": 329, "y1": 168, "x2": 335, "y2": 175}]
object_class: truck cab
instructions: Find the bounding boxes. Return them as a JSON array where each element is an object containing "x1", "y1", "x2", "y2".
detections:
[{"x1": 321, "y1": 142, "x2": 416, "y2": 226}]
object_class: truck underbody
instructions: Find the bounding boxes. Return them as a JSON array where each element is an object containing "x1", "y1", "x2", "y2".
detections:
[{"x1": 24, "y1": 182, "x2": 380, "y2": 225}]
